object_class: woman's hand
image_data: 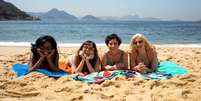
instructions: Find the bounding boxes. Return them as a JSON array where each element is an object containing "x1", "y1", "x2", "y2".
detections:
[
  {"x1": 86, "y1": 51, "x2": 94, "y2": 60},
  {"x1": 85, "y1": 54, "x2": 94, "y2": 60},
  {"x1": 47, "y1": 49, "x2": 55, "y2": 60},
  {"x1": 79, "y1": 51, "x2": 86, "y2": 60},
  {"x1": 37, "y1": 48, "x2": 46, "y2": 59},
  {"x1": 134, "y1": 63, "x2": 147, "y2": 72},
  {"x1": 115, "y1": 63, "x2": 126, "y2": 69}
]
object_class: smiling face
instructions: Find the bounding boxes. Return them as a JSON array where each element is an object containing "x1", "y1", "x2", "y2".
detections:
[
  {"x1": 38, "y1": 41, "x2": 53, "y2": 55},
  {"x1": 107, "y1": 39, "x2": 119, "y2": 51},
  {"x1": 133, "y1": 37, "x2": 144, "y2": 48},
  {"x1": 82, "y1": 43, "x2": 94, "y2": 56}
]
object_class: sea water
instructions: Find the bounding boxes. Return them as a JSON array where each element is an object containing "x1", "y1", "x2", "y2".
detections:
[{"x1": 0, "y1": 20, "x2": 201, "y2": 47}]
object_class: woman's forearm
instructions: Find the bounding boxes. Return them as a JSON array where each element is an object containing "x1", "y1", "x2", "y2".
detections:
[
  {"x1": 47, "y1": 58, "x2": 61, "y2": 71},
  {"x1": 74, "y1": 59, "x2": 85, "y2": 73},
  {"x1": 29, "y1": 57, "x2": 44, "y2": 71},
  {"x1": 85, "y1": 60, "x2": 95, "y2": 73}
]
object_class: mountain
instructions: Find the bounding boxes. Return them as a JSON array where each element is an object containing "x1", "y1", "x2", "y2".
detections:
[
  {"x1": 121, "y1": 15, "x2": 161, "y2": 21},
  {"x1": 121, "y1": 15, "x2": 140, "y2": 21},
  {"x1": 142, "y1": 17, "x2": 161, "y2": 21},
  {"x1": 28, "y1": 12, "x2": 44, "y2": 18},
  {"x1": 41, "y1": 8, "x2": 78, "y2": 21},
  {"x1": 28, "y1": 8, "x2": 163, "y2": 22},
  {"x1": 99, "y1": 15, "x2": 161, "y2": 21},
  {"x1": 0, "y1": 0, "x2": 39, "y2": 20},
  {"x1": 99, "y1": 16, "x2": 120, "y2": 21},
  {"x1": 80, "y1": 15, "x2": 101, "y2": 21}
]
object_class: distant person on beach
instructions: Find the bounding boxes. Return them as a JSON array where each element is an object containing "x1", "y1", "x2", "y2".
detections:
[
  {"x1": 101, "y1": 33, "x2": 128, "y2": 70},
  {"x1": 129, "y1": 33, "x2": 158, "y2": 73},
  {"x1": 66, "y1": 40, "x2": 101, "y2": 75},
  {"x1": 29, "y1": 35, "x2": 62, "y2": 72}
]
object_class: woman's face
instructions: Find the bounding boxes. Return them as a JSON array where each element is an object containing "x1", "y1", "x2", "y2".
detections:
[
  {"x1": 134, "y1": 37, "x2": 144, "y2": 48},
  {"x1": 39, "y1": 41, "x2": 53, "y2": 54},
  {"x1": 82, "y1": 43, "x2": 94, "y2": 56},
  {"x1": 107, "y1": 39, "x2": 119, "y2": 51}
]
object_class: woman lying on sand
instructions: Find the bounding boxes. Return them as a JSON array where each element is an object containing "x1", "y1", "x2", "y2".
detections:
[
  {"x1": 101, "y1": 33, "x2": 128, "y2": 70},
  {"x1": 66, "y1": 40, "x2": 101, "y2": 75},
  {"x1": 29, "y1": 35, "x2": 63, "y2": 72},
  {"x1": 128, "y1": 33, "x2": 158, "y2": 73}
]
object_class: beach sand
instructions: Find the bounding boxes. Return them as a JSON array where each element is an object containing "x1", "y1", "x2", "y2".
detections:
[{"x1": 0, "y1": 46, "x2": 201, "y2": 101}]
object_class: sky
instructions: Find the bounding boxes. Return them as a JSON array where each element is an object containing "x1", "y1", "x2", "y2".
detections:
[{"x1": 5, "y1": 0, "x2": 201, "y2": 21}]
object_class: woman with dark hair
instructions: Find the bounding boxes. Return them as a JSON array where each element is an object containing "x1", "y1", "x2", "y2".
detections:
[
  {"x1": 66, "y1": 40, "x2": 101, "y2": 74},
  {"x1": 29, "y1": 35, "x2": 62, "y2": 72},
  {"x1": 101, "y1": 33, "x2": 128, "y2": 70}
]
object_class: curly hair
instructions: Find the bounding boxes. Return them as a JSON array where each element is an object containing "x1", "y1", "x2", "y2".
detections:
[{"x1": 105, "y1": 33, "x2": 122, "y2": 46}]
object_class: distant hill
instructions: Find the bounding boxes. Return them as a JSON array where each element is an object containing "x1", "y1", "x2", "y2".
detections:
[
  {"x1": 28, "y1": 12, "x2": 44, "y2": 18},
  {"x1": 0, "y1": 0, "x2": 39, "y2": 20},
  {"x1": 28, "y1": 8, "x2": 165, "y2": 22},
  {"x1": 29, "y1": 8, "x2": 78, "y2": 21},
  {"x1": 120, "y1": 15, "x2": 161, "y2": 21},
  {"x1": 141, "y1": 17, "x2": 161, "y2": 21},
  {"x1": 100, "y1": 15, "x2": 161, "y2": 21},
  {"x1": 42, "y1": 8, "x2": 78, "y2": 20},
  {"x1": 99, "y1": 16, "x2": 120, "y2": 21},
  {"x1": 80, "y1": 15, "x2": 101, "y2": 22},
  {"x1": 121, "y1": 15, "x2": 141, "y2": 21}
]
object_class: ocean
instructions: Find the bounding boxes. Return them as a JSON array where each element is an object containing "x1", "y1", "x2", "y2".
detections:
[{"x1": 0, "y1": 20, "x2": 201, "y2": 47}]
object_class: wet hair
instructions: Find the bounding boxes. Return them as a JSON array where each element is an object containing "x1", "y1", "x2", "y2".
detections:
[
  {"x1": 75, "y1": 40, "x2": 99, "y2": 68},
  {"x1": 31, "y1": 35, "x2": 58, "y2": 67},
  {"x1": 105, "y1": 33, "x2": 122, "y2": 46}
]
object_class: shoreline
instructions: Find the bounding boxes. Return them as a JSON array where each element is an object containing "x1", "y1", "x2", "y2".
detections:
[{"x1": 1, "y1": 42, "x2": 201, "y2": 48}]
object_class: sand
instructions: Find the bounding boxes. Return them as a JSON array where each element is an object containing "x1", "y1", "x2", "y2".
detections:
[{"x1": 0, "y1": 46, "x2": 201, "y2": 101}]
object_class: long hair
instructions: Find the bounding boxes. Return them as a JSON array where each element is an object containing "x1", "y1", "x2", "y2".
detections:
[
  {"x1": 31, "y1": 35, "x2": 58, "y2": 67},
  {"x1": 75, "y1": 40, "x2": 99, "y2": 67},
  {"x1": 130, "y1": 33, "x2": 156, "y2": 62}
]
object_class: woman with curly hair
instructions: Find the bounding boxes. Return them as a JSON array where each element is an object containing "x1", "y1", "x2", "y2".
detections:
[{"x1": 101, "y1": 33, "x2": 128, "y2": 70}]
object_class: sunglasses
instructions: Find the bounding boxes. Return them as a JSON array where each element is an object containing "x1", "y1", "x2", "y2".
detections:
[{"x1": 134, "y1": 40, "x2": 143, "y2": 44}]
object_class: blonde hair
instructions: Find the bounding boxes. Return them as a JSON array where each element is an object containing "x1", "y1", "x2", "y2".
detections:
[
  {"x1": 130, "y1": 33, "x2": 155, "y2": 52},
  {"x1": 129, "y1": 33, "x2": 158, "y2": 69}
]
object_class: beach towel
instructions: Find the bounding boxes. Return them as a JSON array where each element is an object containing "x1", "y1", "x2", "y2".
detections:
[
  {"x1": 140, "y1": 71, "x2": 172, "y2": 80},
  {"x1": 72, "y1": 61, "x2": 188, "y2": 82},
  {"x1": 12, "y1": 63, "x2": 67, "y2": 77},
  {"x1": 158, "y1": 61, "x2": 188, "y2": 75},
  {"x1": 72, "y1": 70, "x2": 135, "y2": 83},
  {"x1": 140, "y1": 61, "x2": 189, "y2": 80}
]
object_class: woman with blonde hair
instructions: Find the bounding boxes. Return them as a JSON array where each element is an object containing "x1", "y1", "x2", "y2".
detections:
[{"x1": 129, "y1": 33, "x2": 158, "y2": 73}]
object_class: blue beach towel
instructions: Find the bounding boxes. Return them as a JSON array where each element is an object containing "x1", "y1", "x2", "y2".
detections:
[
  {"x1": 140, "y1": 61, "x2": 189, "y2": 80},
  {"x1": 12, "y1": 63, "x2": 67, "y2": 77},
  {"x1": 158, "y1": 61, "x2": 189, "y2": 75}
]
